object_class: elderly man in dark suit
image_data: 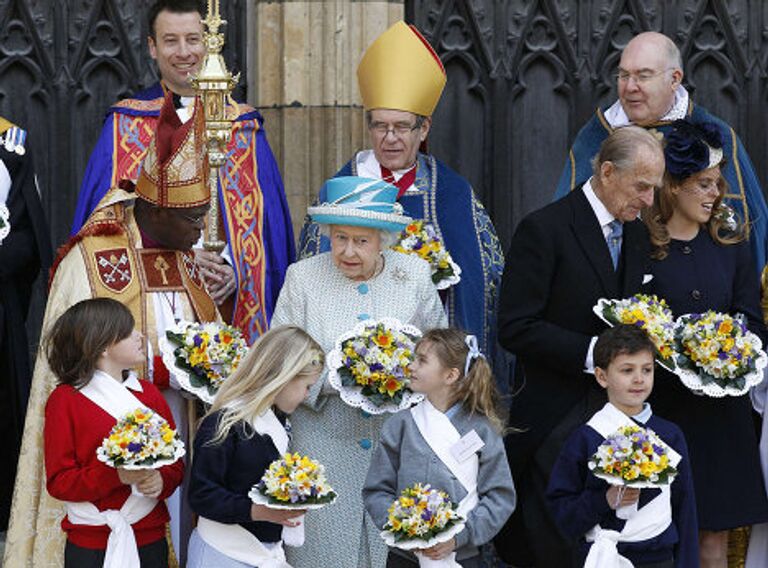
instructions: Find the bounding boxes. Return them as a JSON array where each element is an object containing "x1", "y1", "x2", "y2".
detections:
[{"x1": 496, "y1": 126, "x2": 664, "y2": 567}]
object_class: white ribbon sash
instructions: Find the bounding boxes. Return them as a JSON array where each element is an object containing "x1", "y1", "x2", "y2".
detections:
[
  {"x1": 410, "y1": 400, "x2": 480, "y2": 568},
  {"x1": 65, "y1": 371, "x2": 159, "y2": 568},
  {"x1": 197, "y1": 517, "x2": 291, "y2": 568},
  {"x1": 197, "y1": 408, "x2": 295, "y2": 566},
  {"x1": 583, "y1": 403, "x2": 679, "y2": 568}
]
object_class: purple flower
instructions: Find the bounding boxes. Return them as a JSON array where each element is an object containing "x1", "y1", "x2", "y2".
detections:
[
  {"x1": 194, "y1": 335, "x2": 204, "y2": 347},
  {"x1": 128, "y1": 442, "x2": 143, "y2": 453}
]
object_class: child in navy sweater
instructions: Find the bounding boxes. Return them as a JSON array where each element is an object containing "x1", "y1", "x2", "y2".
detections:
[
  {"x1": 186, "y1": 325, "x2": 324, "y2": 568},
  {"x1": 546, "y1": 325, "x2": 698, "y2": 568}
]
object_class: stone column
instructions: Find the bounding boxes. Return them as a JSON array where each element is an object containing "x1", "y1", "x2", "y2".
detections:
[{"x1": 248, "y1": 0, "x2": 404, "y2": 238}]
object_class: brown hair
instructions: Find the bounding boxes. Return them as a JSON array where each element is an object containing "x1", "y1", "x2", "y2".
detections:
[
  {"x1": 594, "y1": 325, "x2": 655, "y2": 370},
  {"x1": 148, "y1": 0, "x2": 205, "y2": 39},
  {"x1": 46, "y1": 298, "x2": 136, "y2": 388},
  {"x1": 206, "y1": 325, "x2": 324, "y2": 446},
  {"x1": 418, "y1": 328, "x2": 507, "y2": 433},
  {"x1": 643, "y1": 169, "x2": 743, "y2": 260}
]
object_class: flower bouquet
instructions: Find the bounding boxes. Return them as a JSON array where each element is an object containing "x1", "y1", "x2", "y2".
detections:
[
  {"x1": 673, "y1": 311, "x2": 767, "y2": 397},
  {"x1": 588, "y1": 424, "x2": 677, "y2": 488},
  {"x1": 0, "y1": 203, "x2": 9, "y2": 245},
  {"x1": 391, "y1": 220, "x2": 461, "y2": 290},
  {"x1": 593, "y1": 294, "x2": 676, "y2": 371},
  {"x1": 326, "y1": 318, "x2": 423, "y2": 414},
  {"x1": 380, "y1": 483, "x2": 465, "y2": 566},
  {"x1": 248, "y1": 452, "x2": 337, "y2": 510},
  {"x1": 96, "y1": 407, "x2": 185, "y2": 470},
  {"x1": 160, "y1": 321, "x2": 248, "y2": 404}
]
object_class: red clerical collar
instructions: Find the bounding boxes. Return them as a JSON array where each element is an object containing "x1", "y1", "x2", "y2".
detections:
[{"x1": 380, "y1": 164, "x2": 417, "y2": 199}]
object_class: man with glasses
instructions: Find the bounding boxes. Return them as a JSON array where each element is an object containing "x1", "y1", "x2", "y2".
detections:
[
  {"x1": 71, "y1": 0, "x2": 295, "y2": 345},
  {"x1": 554, "y1": 31, "x2": 768, "y2": 272},
  {"x1": 298, "y1": 21, "x2": 504, "y2": 358},
  {"x1": 5, "y1": 94, "x2": 216, "y2": 568}
]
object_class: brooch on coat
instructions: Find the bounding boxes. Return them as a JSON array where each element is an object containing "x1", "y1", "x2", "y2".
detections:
[{"x1": 391, "y1": 267, "x2": 409, "y2": 282}]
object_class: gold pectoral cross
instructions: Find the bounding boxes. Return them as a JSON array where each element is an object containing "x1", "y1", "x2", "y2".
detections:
[{"x1": 154, "y1": 255, "x2": 170, "y2": 285}]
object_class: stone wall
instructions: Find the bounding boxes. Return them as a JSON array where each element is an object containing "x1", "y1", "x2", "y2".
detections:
[{"x1": 248, "y1": 0, "x2": 404, "y2": 238}]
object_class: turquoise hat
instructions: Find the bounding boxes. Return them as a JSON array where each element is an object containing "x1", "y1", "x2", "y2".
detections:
[{"x1": 308, "y1": 176, "x2": 412, "y2": 232}]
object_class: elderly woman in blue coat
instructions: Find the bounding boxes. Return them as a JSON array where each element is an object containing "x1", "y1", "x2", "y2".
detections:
[{"x1": 271, "y1": 176, "x2": 448, "y2": 567}]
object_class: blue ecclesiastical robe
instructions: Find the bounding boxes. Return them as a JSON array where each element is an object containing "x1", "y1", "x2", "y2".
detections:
[
  {"x1": 73, "y1": 82, "x2": 295, "y2": 344},
  {"x1": 553, "y1": 102, "x2": 768, "y2": 272},
  {"x1": 298, "y1": 151, "x2": 504, "y2": 358}
]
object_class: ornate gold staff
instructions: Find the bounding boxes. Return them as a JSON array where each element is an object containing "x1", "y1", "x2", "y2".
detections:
[
  {"x1": 192, "y1": 0, "x2": 239, "y2": 253},
  {"x1": 187, "y1": 0, "x2": 240, "y2": 451}
]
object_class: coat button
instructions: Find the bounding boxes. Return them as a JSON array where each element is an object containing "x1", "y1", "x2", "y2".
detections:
[
  {"x1": 682, "y1": 245, "x2": 692, "y2": 254},
  {"x1": 357, "y1": 283, "x2": 369, "y2": 294},
  {"x1": 359, "y1": 438, "x2": 372, "y2": 450},
  {"x1": 691, "y1": 289, "x2": 701, "y2": 300},
  {"x1": 357, "y1": 313, "x2": 370, "y2": 321}
]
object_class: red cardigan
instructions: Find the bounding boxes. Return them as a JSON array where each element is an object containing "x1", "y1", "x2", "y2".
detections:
[{"x1": 44, "y1": 379, "x2": 185, "y2": 550}]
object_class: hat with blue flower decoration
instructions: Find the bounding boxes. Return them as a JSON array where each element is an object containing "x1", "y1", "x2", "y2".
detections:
[
  {"x1": 663, "y1": 119, "x2": 724, "y2": 181},
  {"x1": 308, "y1": 176, "x2": 412, "y2": 232}
]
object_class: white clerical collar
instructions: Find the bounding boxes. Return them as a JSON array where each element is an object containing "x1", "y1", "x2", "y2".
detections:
[
  {"x1": 91, "y1": 369, "x2": 144, "y2": 392},
  {"x1": 604, "y1": 85, "x2": 689, "y2": 128},
  {"x1": 582, "y1": 178, "x2": 616, "y2": 233},
  {"x1": 175, "y1": 96, "x2": 195, "y2": 124}
]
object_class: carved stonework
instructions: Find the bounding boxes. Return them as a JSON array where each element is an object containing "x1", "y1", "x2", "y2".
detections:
[
  {"x1": 409, "y1": 0, "x2": 768, "y2": 249},
  {"x1": 0, "y1": 0, "x2": 246, "y2": 246}
]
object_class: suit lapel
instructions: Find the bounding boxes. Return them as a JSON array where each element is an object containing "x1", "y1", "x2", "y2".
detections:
[{"x1": 568, "y1": 189, "x2": 618, "y2": 297}]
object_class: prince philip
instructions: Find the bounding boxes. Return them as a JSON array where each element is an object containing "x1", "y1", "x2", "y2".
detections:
[{"x1": 497, "y1": 126, "x2": 664, "y2": 566}]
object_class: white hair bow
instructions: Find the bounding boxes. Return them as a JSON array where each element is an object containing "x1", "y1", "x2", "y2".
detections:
[{"x1": 464, "y1": 334, "x2": 485, "y2": 377}]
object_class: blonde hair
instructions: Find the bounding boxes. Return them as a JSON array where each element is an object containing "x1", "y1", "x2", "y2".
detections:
[
  {"x1": 418, "y1": 328, "x2": 507, "y2": 433},
  {"x1": 205, "y1": 325, "x2": 324, "y2": 446},
  {"x1": 643, "y1": 170, "x2": 743, "y2": 260}
]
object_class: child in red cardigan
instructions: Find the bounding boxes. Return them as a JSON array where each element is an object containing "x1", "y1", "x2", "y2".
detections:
[{"x1": 43, "y1": 298, "x2": 184, "y2": 568}]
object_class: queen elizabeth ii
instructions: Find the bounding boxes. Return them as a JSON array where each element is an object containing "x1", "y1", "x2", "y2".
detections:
[{"x1": 271, "y1": 176, "x2": 448, "y2": 566}]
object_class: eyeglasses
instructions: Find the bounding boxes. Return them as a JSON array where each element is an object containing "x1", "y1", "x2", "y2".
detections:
[
  {"x1": 616, "y1": 68, "x2": 675, "y2": 84},
  {"x1": 368, "y1": 121, "x2": 421, "y2": 138}
]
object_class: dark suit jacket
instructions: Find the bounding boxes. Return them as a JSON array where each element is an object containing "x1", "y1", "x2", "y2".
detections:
[{"x1": 498, "y1": 187, "x2": 650, "y2": 475}]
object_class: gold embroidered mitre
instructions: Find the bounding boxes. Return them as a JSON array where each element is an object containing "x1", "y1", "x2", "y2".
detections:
[
  {"x1": 357, "y1": 20, "x2": 447, "y2": 117},
  {"x1": 136, "y1": 92, "x2": 210, "y2": 208}
]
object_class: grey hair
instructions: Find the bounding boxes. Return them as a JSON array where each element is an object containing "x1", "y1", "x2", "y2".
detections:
[
  {"x1": 591, "y1": 126, "x2": 663, "y2": 177},
  {"x1": 365, "y1": 110, "x2": 427, "y2": 129},
  {"x1": 319, "y1": 224, "x2": 400, "y2": 250},
  {"x1": 660, "y1": 34, "x2": 683, "y2": 70}
]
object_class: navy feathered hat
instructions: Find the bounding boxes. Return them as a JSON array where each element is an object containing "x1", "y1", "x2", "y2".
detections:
[{"x1": 663, "y1": 119, "x2": 724, "y2": 180}]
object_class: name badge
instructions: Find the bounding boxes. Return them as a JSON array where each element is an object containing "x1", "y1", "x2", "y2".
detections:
[{"x1": 450, "y1": 429, "x2": 485, "y2": 463}]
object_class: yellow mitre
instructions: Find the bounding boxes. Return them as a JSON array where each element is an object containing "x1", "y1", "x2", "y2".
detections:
[
  {"x1": 136, "y1": 92, "x2": 210, "y2": 208},
  {"x1": 357, "y1": 21, "x2": 446, "y2": 117}
]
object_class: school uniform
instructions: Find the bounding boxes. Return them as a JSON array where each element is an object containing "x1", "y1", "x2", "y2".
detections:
[
  {"x1": 363, "y1": 400, "x2": 516, "y2": 565},
  {"x1": 187, "y1": 408, "x2": 292, "y2": 568},
  {"x1": 44, "y1": 372, "x2": 184, "y2": 567},
  {"x1": 546, "y1": 403, "x2": 698, "y2": 568}
]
